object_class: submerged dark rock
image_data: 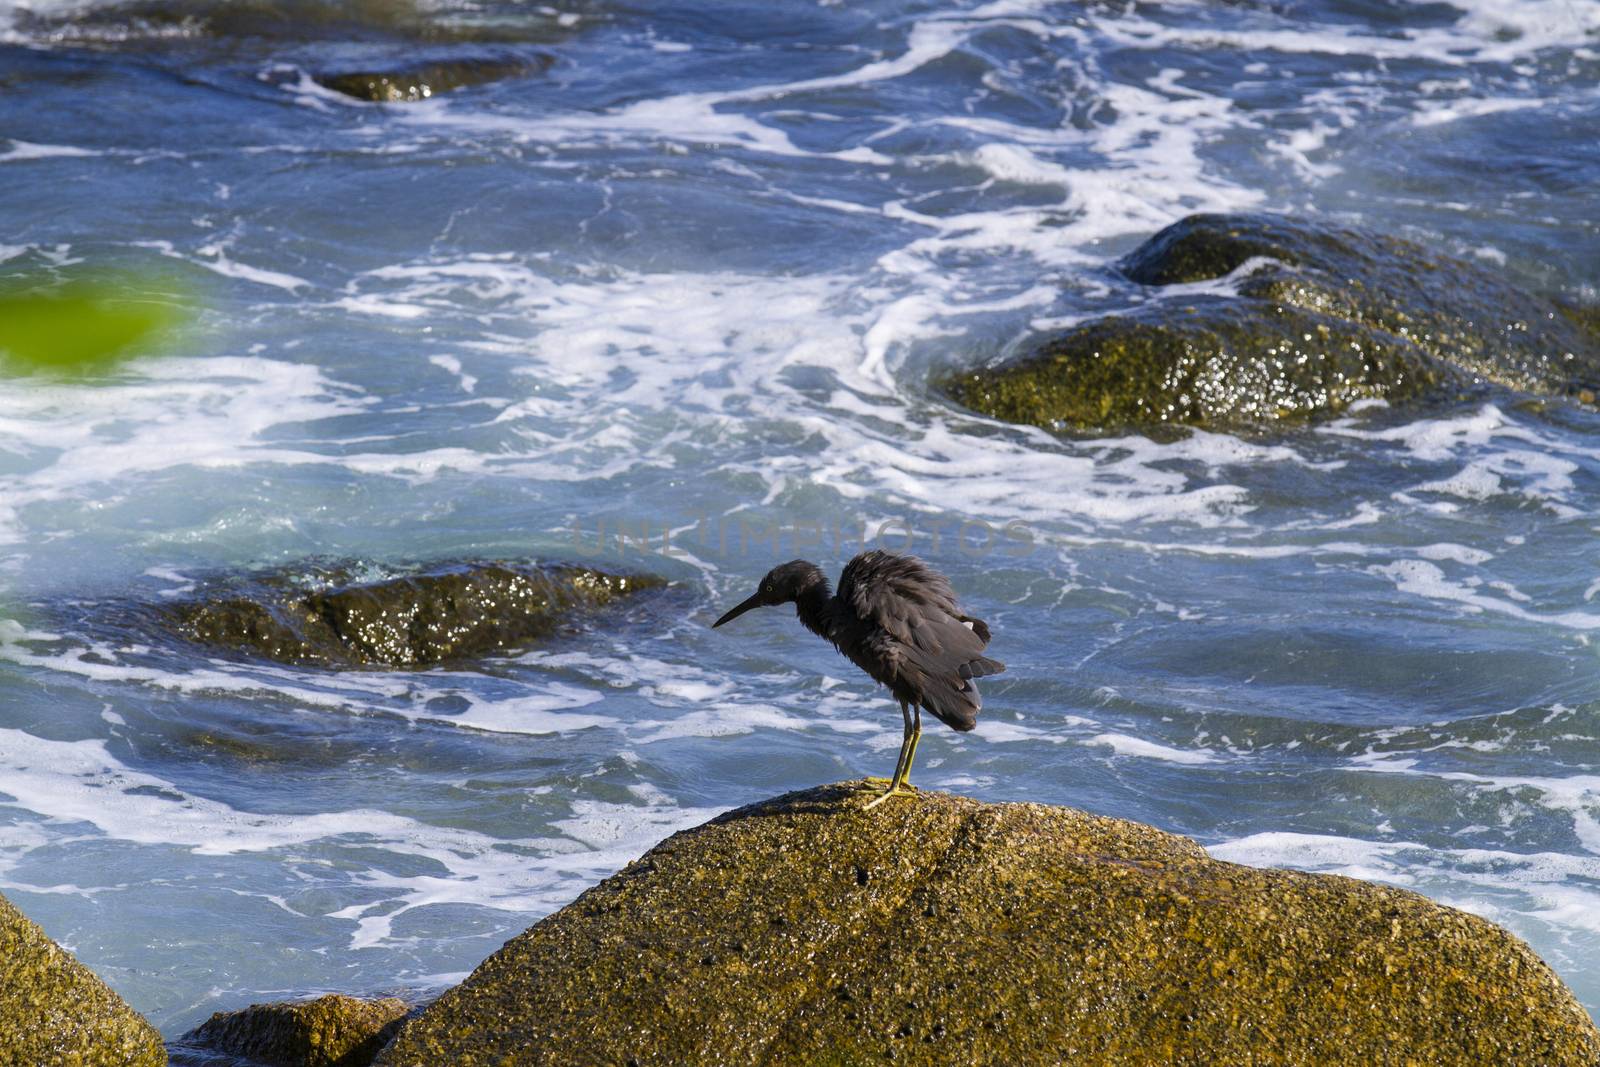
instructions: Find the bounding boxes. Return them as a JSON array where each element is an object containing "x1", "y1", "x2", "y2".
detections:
[
  {"x1": 12, "y1": 0, "x2": 575, "y2": 47},
  {"x1": 316, "y1": 55, "x2": 552, "y2": 102},
  {"x1": 943, "y1": 213, "x2": 1600, "y2": 433},
  {"x1": 9, "y1": 0, "x2": 578, "y2": 108},
  {"x1": 168, "y1": 560, "x2": 664, "y2": 669},
  {"x1": 176, "y1": 994, "x2": 409, "y2": 1067},
  {"x1": 0, "y1": 890, "x2": 166, "y2": 1067},
  {"x1": 1561, "y1": 301, "x2": 1600, "y2": 356},
  {"x1": 375, "y1": 781, "x2": 1600, "y2": 1066}
]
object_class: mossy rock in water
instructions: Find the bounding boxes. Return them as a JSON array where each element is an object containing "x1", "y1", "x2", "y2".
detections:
[
  {"x1": 317, "y1": 55, "x2": 551, "y2": 102},
  {"x1": 375, "y1": 781, "x2": 1600, "y2": 1066},
  {"x1": 14, "y1": 0, "x2": 573, "y2": 46},
  {"x1": 1560, "y1": 301, "x2": 1600, "y2": 353},
  {"x1": 176, "y1": 994, "x2": 409, "y2": 1067},
  {"x1": 946, "y1": 298, "x2": 1452, "y2": 429},
  {"x1": 168, "y1": 560, "x2": 664, "y2": 668},
  {"x1": 0, "y1": 890, "x2": 166, "y2": 1066},
  {"x1": 942, "y1": 213, "x2": 1600, "y2": 432}
]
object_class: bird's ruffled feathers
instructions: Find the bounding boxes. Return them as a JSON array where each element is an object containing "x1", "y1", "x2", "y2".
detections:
[{"x1": 838, "y1": 550, "x2": 1004, "y2": 731}]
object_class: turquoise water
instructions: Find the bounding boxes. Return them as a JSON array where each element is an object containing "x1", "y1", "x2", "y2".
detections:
[{"x1": 1, "y1": 0, "x2": 1598, "y2": 1037}]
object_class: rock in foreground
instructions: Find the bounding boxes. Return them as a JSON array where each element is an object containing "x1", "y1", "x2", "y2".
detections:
[
  {"x1": 176, "y1": 994, "x2": 408, "y2": 1067},
  {"x1": 168, "y1": 560, "x2": 663, "y2": 669},
  {"x1": 943, "y1": 213, "x2": 1600, "y2": 432},
  {"x1": 0, "y1": 890, "x2": 166, "y2": 1067},
  {"x1": 378, "y1": 781, "x2": 1599, "y2": 1066}
]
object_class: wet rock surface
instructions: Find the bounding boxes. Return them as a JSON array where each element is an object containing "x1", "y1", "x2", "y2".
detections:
[
  {"x1": 11, "y1": 0, "x2": 577, "y2": 47},
  {"x1": 167, "y1": 560, "x2": 665, "y2": 669},
  {"x1": 943, "y1": 213, "x2": 1600, "y2": 432},
  {"x1": 944, "y1": 298, "x2": 1452, "y2": 431},
  {"x1": 0, "y1": 890, "x2": 167, "y2": 1067},
  {"x1": 11, "y1": 0, "x2": 577, "y2": 108},
  {"x1": 375, "y1": 781, "x2": 1600, "y2": 1066},
  {"x1": 315, "y1": 54, "x2": 551, "y2": 102},
  {"x1": 174, "y1": 994, "x2": 409, "y2": 1067}
]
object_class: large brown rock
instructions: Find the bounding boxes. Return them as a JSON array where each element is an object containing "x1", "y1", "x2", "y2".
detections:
[
  {"x1": 376, "y1": 781, "x2": 1600, "y2": 1066},
  {"x1": 176, "y1": 994, "x2": 409, "y2": 1067},
  {"x1": 0, "y1": 890, "x2": 166, "y2": 1067}
]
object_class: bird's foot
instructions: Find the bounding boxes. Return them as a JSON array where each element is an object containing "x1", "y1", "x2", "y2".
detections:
[{"x1": 863, "y1": 783, "x2": 918, "y2": 810}]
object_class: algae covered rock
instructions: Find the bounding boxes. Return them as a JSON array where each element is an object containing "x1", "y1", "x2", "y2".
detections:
[
  {"x1": 944, "y1": 213, "x2": 1600, "y2": 432},
  {"x1": 1561, "y1": 301, "x2": 1600, "y2": 354},
  {"x1": 376, "y1": 781, "x2": 1599, "y2": 1066},
  {"x1": 176, "y1": 994, "x2": 408, "y2": 1067},
  {"x1": 168, "y1": 560, "x2": 664, "y2": 668},
  {"x1": 945, "y1": 299, "x2": 1450, "y2": 429},
  {"x1": 316, "y1": 55, "x2": 551, "y2": 102},
  {"x1": 0, "y1": 890, "x2": 166, "y2": 1067}
]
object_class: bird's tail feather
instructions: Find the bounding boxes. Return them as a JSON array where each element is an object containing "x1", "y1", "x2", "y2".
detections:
[
  {"x1": 923, "y1": 679, "x2": 981, "y2": 732},
  {"x1": 957, "y1": 656, "x2": 1005, "y2": 680}
]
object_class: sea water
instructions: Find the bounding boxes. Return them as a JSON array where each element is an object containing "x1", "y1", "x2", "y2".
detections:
[{"x1": 0, "y1": 0, "x2": 1597, "y2": 1037}]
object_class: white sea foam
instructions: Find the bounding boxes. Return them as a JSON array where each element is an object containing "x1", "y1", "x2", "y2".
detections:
[
  {"x1": 336, "y1": 260, "x2": 1278, "y2": 531},
  {"x1": 1324, "y1": 405, "x2": 1585, "y2": 517},
  {"x1": 1088, "y1": 732, "x2": 1219, "y2": 765},
  {"x1": 1097, "y1": 0, "x2": 1600, "y2": 66},
  {"x1": 1353, "y1": 752, "x2": 1600, "y2": 854},
  {"x1": 428, "y1": 354, "x2": 476, "y2": 393},
  {"x1": 0, "y1": 728, "x2": 722, "y2": 948},
  {"x1": 0, "y1": 139, "x2": 98, "y2": 162},
  {"x1": 1415, "y1": 543, "x2": 1494, "y2": 566},
  {"x1": 1411, "y1": 97, "x2": 1544, "y2": 128},
  {"x1": 138, "y1": 239, "x2": 310, "y2": 291},
  {"x1": 0, "y1": 356, "x2": 370, "y2": 547},
  {"x1": 436, "y1": 687, "x2": 614, "y2": 735},
  {"x1": 1369, "y1": 560, "x2": 1600, "y2": 632},
  {"x1": 1209, "y1": 832, "x2": 1412, "y2": 883},
  {"x1": 1423, "y1": 0, "x2": 1600, "y2": 62}
]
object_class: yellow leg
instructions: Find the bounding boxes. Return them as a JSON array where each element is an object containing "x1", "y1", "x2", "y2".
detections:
[
  {"x1": 865, "y1": 702, "x2": 920, "y2": 810},
  {"x1": 902, "y1": 704, "x2": 923, "y2": 786},
  {"x1": 865, "y1": 701, "x2": 911, "y2": 787}
]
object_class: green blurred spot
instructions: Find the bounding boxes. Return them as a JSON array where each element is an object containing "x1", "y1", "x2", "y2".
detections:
[{"x1": 0, "y1": 277, "x2": 189, "y2": 375}]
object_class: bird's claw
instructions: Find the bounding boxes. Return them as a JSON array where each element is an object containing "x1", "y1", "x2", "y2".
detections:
[{"x1": 863, "y1": 783, "x2": 918, "y2": 810}]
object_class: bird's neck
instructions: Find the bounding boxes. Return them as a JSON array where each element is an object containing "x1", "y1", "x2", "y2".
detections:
[{"x1": 793, "y1": 580, "x2": 834, "y2": 639}]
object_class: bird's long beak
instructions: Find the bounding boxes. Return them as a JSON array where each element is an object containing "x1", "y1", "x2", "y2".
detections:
[{"x1": 713, "y1": 591, "x2": 763, "y2": 628}]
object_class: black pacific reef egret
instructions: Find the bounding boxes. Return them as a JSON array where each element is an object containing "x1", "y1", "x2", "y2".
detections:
[{"x1": 712, "y1": 550, "x2": 1004, "y2": 808}]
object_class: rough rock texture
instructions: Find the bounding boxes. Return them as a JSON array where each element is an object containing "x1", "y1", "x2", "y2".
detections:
[
  {"x1": 168, "y1": 560, "x2": 664, "y2": 668},
  {"x1": 177, "y1": 994, "x2": 409, "y2": 1067},
  {"x1": 944, "y1": 299, "x2": 1452, "y2": 430},
  {"x1": 943, "y1": 213, "x2": 1600, "y2": 432},
  {"x1": 316, "y1": 55, "x2": 550, "y2": 102},
  {"x1": 0, "y1": 890, "x2": 167, "y2": 1067},
  {"x1": 376, "y1": 781, "x2": 1600, "y2": 1066}
]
